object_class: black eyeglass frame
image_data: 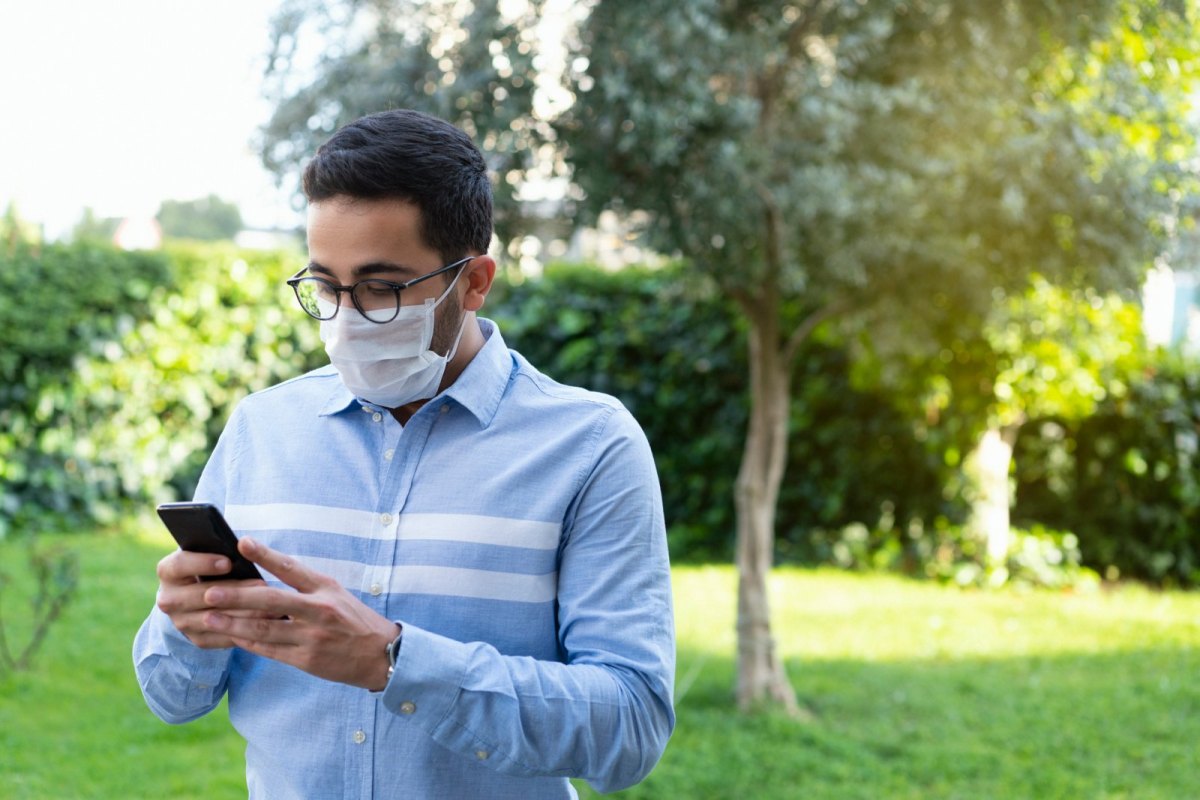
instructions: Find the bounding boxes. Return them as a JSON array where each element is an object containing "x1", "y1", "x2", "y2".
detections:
[{"x1": 286, "y1": 255, "x2": 474, "y2": 324}]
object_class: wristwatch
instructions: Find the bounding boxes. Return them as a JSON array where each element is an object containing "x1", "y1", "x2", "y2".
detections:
[{"x1": 385, "y1": 624, "x2": 403, "y2": 683}]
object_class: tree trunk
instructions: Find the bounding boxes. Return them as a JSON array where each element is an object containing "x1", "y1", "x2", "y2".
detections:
[
  {"x1": 734, "y1": 317, "x2": 799, "y2": 713},
  {"x1": 966, "y1": 423, "x2": 1021, "y2": 568}
]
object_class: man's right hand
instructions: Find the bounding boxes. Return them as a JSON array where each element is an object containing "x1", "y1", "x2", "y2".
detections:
[{"x1": 155, "y1": 549, "x2": 268, "y2": 649}]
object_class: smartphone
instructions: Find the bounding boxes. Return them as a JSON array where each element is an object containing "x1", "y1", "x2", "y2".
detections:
[{"x1": 156, "y1": 502, "x2": 263, "y2": 582}]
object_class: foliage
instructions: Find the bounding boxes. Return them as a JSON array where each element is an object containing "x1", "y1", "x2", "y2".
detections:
[
  {"x1": 556, "y1": 0, "x2": 1199, "y2": 706},
  {"x1": 812, "y1": 519, "x2": 1098, "y2": 590},
  {"x1": 1015, "y1": 349, "x2": 1200, "y2": 586},
  {"x1": 70, "y1": 208, "x2": 122, "y2": 244},
  {"x1": 1, "y1": 202, "x2": 41, "y2": 248},
  {"x1": 559, "y1": 0, "x2": 1196, "y2": 330},
  {"x1": 5, "y1": 531, "x2": 1200, "y2": 799},
  {"x1": 156, "y1": 195, "x2": 244, "y2": 241},
  {"x1": 65, "y1": 241, "x2": 325, "y2": 506},
  {"x1": 490, "y1": 262, "x2": 953, "y2": 561},
  {"x1": 494, "y1": 263, "x2": 1200, "y2": 585},
  {"x1": 0, "y1": 240, "x2": 172, "y2": 535},
  {"x1": 259, "y1": 0, "x2": 550, "y2": 247},
  {"x1": 0, "y1": 239, "x2": 322, "y2": 536}
]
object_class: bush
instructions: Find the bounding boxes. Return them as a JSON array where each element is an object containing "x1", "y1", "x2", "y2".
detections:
[
  {"x1": 66, "y1": 242, "x2": 325, "y2": 507},
  {"x1": 490, "y1": 262, "x2": 953, "y2": 561},
  {"x1": 1015, "y1": 351, "x2": 1200, "y2": 586},
  {"x1": 0, "y1": 241, "x2": 172, "y2": 535},
  {"x1": 0, "y1": 240, "x2": 323, "y2": 536}
]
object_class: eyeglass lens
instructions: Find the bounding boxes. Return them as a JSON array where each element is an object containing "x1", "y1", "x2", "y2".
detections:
[{"x1": 293, "y1": 278, "x2": 402, "y2": 323}]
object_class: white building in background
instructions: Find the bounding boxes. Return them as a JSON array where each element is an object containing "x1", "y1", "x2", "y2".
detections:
[
  {"x1": 113, "y1": 216, "x2": 162, "y2": 250},
  {"x1": 1144, "y1": 222, "x2": 1200, "y2": 353}
]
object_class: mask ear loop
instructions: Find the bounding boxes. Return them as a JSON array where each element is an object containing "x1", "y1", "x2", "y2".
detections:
[
  {"x1": 433, "y1": 259, "x2": 473, "y2": 361},
  {"x1": 429, "y1": 258, "x2": 472, "y2": 308},
  {"x1": 443, "y1": 311, "x2": 470, "y2": 363}
]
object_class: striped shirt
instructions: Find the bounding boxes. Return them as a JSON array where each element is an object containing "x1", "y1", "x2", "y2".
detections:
[{"x1": 133, "y1": 319, "x2": 675, "y2": 799}]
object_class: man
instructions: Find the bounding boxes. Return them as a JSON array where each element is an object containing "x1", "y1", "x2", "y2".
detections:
[{"x1": 133, "y1": 109, "x2": 675, "y2": 799}]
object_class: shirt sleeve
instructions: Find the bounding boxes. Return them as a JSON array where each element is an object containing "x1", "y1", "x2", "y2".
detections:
[
  {"x1": 132, "y1": 404, "x2": 245, "y2": 724},
  {"x1": 380, "y1": 406, "x2": 676, "y2": 793}
]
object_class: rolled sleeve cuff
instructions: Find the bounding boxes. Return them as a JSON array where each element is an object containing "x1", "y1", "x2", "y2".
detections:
[
  {"x1": 381, "y1": 623, "x2": 487, "y2": 754},
  {"x1": 133, "y1": 607, "x2": 233, "y2": 722}
]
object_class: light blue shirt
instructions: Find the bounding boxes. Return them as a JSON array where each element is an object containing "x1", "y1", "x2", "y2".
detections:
[{"x1": 133, "y1": 319, "x2": 675, "y2": 799}]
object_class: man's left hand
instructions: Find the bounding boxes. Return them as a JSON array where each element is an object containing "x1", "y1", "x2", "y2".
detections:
[{"x1": 200, "y1": 537, "x2": 398, "y2": 691}]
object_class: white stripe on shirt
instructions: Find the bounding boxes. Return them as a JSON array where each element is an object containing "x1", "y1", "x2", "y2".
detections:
[
  {"x1": 288, "y1": 555, "x2": 558, "y2": 603},
  {"x1": 226, "y1": 504, "x2": 561, "y2": 550}
]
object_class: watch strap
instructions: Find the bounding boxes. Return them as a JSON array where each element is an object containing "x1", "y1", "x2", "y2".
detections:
[{"x1": 385, "y1": 625, "x2": 403, "y2": 682}]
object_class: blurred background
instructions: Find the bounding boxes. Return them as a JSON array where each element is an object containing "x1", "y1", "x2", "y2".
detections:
[{"x1": 2, "y1": 1, "x2": 1200, "y2": 797}]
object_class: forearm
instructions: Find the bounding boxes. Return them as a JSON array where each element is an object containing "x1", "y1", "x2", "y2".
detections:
[
  {"x1": 382, "y1": 623, "x2": 675, "y2": 793},
  {"x1": 132, "y1": 606, "x2": 233, "y2": 724}
]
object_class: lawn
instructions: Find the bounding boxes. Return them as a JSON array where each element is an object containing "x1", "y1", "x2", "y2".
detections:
[{"x1": 1, "y1": 522, "x2": 1197, "y2": 799}]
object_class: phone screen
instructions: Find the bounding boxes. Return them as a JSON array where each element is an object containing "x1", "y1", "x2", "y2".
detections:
[{"x1": 156, "y1": 502, "x2": 264, "y2": 582}]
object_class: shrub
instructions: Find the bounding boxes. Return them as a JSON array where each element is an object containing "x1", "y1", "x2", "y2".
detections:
[
  {"x1": 0, "y1": 241, "x2": 172, "y2": 535},
  {"x1": 0, "y1": 240, "x2": 323, "y2": 536},
  {"x1": 65, "y1": 242, "x2": 325, "y2": 506},
  {"x1": 490, "y1": 262, "x2": 953, "y2": 561},
  {"x1": 1015, "y1": 350, "x2": 1200, "y2": 586}
]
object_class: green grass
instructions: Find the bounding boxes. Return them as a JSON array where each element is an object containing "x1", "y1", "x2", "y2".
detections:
[{"x1": 2, "y1": 525, "x2": 1198, "y2": 799}]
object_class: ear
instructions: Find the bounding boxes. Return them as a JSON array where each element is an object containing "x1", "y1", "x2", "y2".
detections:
[{"x1": 462, "y1": 254, "x2": 496, "y2": 312}]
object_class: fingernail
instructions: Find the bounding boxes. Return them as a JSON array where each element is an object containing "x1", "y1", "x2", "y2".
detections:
[
  {"x1": 241, "y1": 537, "x2": 258, "y2": 554},
  {"x1": 204, "y1": 612, "x2": 226, "y2": 629},
  {"x1": 206, "y1": 588, "x2": 226, "y2": 604},
  {"x1": 214, "y1": 557, "x2": 230, "y2": 572}
]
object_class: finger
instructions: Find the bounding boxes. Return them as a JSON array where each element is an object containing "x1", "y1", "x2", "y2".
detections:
[
  {"x1": 202, "y1": 584, "x2": 309, "y2": 619},
  {"x1": 230, "y1": 637, "x2": 290, "y2": 664},
  {"x1": 157, "y1": 576, "x2": 270, "y2": 625},
  {"x1": 204, "y1": 610, "x2": 299, "y2": 647},
  {"x1": 238, "y1": 538, "x2": 327, "y2": 593},
  {"x1": 157, "y1": 549, "x2": 234, "y2": 585},
  {"x1": 166, "y1": 609, "x2": 243, "y2": 649}
]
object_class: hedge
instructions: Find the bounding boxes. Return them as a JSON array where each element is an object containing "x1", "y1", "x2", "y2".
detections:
[{"x1": 4, "y1": 245, "x2": 1197, "y2": 585}]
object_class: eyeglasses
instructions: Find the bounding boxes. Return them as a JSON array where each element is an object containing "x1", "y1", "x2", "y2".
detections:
[{"x1": 286, "y1": 256, "x2": 474, "y2": 324}]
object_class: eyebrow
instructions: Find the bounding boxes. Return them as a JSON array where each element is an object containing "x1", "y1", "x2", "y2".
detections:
[{"x1": 306, "y1": 260, "x2": 419, "y2": 281}]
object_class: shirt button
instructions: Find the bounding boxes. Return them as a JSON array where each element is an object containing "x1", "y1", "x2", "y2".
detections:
[
  {"x1": 399, "y1": 701, "x2": 417, "y2": 715},
  {"x1": 369, "y1": 583, "x2": 382, "y2": 596},
  {"x1": 353, "y1": 730, "x2": 367, "y2": 744},
  {"x1": 372, "y1": 412, "x2": 383, "y2": 422},
  {"x1": 380, "y1": 513, "x2": 393, "y2": 526},
  {"x1": 384, "y1": 448, "x2": 395, "y2": 461},
  {"x1": 475, "y1": 749, "x2": 489, "y2": 761},
  {"x1": 439, "y1": 405, "x2": 449, "y2": 415}
]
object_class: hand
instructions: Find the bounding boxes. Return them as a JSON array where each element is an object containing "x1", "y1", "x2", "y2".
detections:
[
  {"x1": 155, "y1": 549, "x2": 269, "y2": 649},
  {"x1": 198, "y1": 537, "x2": 399, "y2": 691}
]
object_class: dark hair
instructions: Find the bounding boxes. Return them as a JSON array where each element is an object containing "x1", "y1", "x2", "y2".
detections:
[{"x1": 302, "y1": 109, "x2": 493, "y2": 260}]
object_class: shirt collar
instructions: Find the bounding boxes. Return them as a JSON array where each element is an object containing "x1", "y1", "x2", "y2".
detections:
[
  {"x1": 442, "y1": 318, "x2": 511, "y2": 429},
  {"x1": 318, "y1": 367, "x2": 359, "y2": 417},
  {"x1": 317, "y1": 318, "x2": 512, "y2": 427}
]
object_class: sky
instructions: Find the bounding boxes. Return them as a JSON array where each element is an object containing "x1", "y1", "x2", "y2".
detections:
[{"x1": 0, "y1": 0, "x2": 301, "y2": 239}]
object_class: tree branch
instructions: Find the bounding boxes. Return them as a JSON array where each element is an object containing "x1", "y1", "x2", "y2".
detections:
[{"x1": 783, "y1": 300, "x2": 846, "y2": 365}]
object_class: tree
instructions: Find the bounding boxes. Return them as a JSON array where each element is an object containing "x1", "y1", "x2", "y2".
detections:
[
  {"x1": 71, "y1": 207, "x2": 121, "y2": 244},
  {"x1": 259, "y1": 0, "x2": 550, "y2": 250},
  {"x1": 258, "y1": 0, "x2": 1199, "y2": 713},
  {"x1": 155, "y1": 194, "x2": 244, "y2": 241},
  {"x1": 556, "y1": 0, "x2": 1197, "y2": 710}
]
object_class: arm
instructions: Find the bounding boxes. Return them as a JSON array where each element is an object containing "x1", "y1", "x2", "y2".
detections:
[{"x1": 132, "y1": 407, "x2": 247, "y2": 724}]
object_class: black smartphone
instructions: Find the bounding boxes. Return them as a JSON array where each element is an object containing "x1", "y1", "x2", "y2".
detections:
[{"x1": 156, "y1": 502, "x2": 263, "y2": 582}]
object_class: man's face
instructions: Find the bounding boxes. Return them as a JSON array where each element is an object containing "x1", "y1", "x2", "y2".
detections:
[{"x1": 305, "y1": 196, "x2": 464, "y2": 352}]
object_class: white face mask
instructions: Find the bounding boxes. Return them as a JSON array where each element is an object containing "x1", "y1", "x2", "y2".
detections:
[{"x1": 318, "y1": 269, "x2": 467, "y2": 408}]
